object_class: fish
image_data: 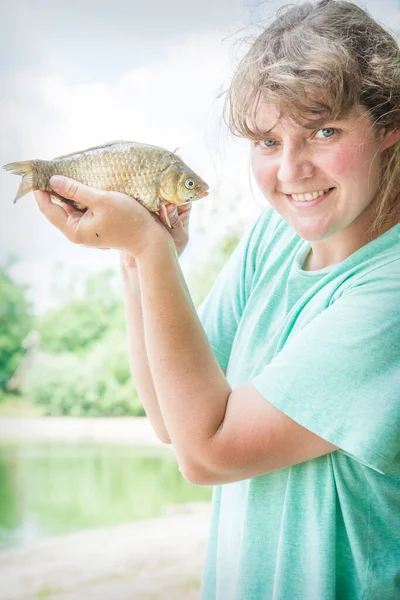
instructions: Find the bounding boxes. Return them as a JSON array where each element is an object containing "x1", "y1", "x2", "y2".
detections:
[{"x1": 3, "y1": 140, "x2": 209, "y2": 227}]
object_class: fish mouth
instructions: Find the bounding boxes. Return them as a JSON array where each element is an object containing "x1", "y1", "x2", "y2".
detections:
[{"x1": 180, "y1": 190, "x2": 209, "y2": 204}]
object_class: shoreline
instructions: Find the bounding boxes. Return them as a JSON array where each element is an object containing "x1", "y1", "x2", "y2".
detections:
[
  {"x1": 0, "y1": 417, "x2": 211, "y2": 599},
  {"x1": 0, "y1": 502, "x2": 211, "y2": 600},
  {"x1": 0, "y1": 416, "x2": 165, "y2": 447}
]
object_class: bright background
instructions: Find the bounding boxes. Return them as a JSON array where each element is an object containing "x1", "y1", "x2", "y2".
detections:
[
  {"x1": 1, "y1": 0, "x2": 399, "y2": 313},
  {"x1": 0, "y1": 4, "x2": 399, "y2": 592}
]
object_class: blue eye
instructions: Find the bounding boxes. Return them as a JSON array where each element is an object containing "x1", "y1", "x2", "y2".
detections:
[
  {"x1": 260, "y1": 139, "x2": 277, "y2": 148},
  {"x1": 316, "y1": 128, "x2": 336, "y2": 139}
]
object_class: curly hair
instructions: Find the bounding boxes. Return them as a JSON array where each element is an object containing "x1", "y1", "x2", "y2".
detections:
[{"x1": 226, "y1": 0, "x2": 400, "y2": 234}]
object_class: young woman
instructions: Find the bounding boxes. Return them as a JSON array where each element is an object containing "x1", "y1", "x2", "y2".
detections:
[{"x1": 35, "y1": 0, "x2": 399, "y2": 597}]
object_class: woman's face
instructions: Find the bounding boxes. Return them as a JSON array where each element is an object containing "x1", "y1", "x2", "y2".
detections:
[{"x1": 250, "y1": 104, "x2": 392, "y2": 244}]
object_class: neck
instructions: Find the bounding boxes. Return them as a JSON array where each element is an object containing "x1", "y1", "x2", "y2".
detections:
[{"x1": 304, "y1": 213, "x2": 397, "y2": 272}]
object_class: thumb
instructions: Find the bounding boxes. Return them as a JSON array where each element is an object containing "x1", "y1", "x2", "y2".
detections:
[{"x1": 49, "y1": 176, "x2": 106, "y2": 209}]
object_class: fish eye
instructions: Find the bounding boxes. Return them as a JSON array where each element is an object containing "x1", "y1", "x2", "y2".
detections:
[{"x1": 185, "y1": 179, "x2": 195, "y2": 189}]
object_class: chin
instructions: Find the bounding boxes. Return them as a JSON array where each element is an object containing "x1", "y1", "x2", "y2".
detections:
[
  {"x1": 288, "y1": 218, "x2": 335, "y2": 242},
  {"x1": 297, "y1": 229, "x2": 332, "y2": 242}
]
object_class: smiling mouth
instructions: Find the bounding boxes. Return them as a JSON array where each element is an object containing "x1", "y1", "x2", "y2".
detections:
[{"x1": 285, "y1": 187, "x2": 335, "y2": 203}]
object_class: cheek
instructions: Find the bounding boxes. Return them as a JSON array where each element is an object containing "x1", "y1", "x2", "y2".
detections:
[
  {"x1": 326, "y1": 148, "x2": 353, "y2": 176},
  {"x1": 321, "y1": 142, "x2": 370, "y2": 179},
  {"x1": 251, "y1": 153, "x2": 275, "y2": 190}
]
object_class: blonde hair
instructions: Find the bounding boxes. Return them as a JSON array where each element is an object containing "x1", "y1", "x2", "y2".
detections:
[{"x1": 226, "y1": 0, "x2": 400, "y2": 233}]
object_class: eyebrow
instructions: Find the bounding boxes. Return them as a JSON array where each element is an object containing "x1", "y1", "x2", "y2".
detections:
[
  {"x1": 259, "y1": 116, "x2": 346, "y2": 136},
  {"x1": 303, "y1": 119, "x2": 331, "y2": 130}
]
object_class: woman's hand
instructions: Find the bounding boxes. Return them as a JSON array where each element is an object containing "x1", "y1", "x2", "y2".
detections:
[
  {"x1": 34, "y1": 175, "x2": 168, "y2": 257},
  {"x1": 120, "y1": 200, "x2": 192, "y2": 268}
]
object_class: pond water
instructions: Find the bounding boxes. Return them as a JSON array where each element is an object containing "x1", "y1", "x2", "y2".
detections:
[{"x1": 0, "y1": 444, "x2": 212, "y2": 552}]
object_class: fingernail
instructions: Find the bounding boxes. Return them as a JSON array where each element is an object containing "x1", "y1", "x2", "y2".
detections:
[{"x1": 50, "y1": 175, "x2": 66, "y2": 188}]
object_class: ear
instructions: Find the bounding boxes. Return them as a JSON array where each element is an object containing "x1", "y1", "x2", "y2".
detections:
[{"x1": 379, "y1": 128, "x2": 400, "y2": 152}]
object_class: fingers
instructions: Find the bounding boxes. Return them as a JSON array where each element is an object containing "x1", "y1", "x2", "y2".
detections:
[
  {"x1": 34, "y1": 190, "x2": 69, "y2": 231},
  {"x1": 167, "y1": 205, "x2": 181, "y2": 229},
  {"x1": 161, "y1": 203, "x2": 191, "y2": 256},
  {"x1": 49, "y1": 176, "x2": 107, "y2": 209},
  {"x1": 163, "y1": 203, "x2": 192, "y2": 231},
  {"x1": 57, "y1": 201, "x2": 75, "y2": 215},
  {"x1": 176, "y1": 203, "x2": 192, "y2": 227},
  {"x1": 176, "y1": 203, "x2": 192, "y2": 215},
  {"x1": 51, "y1": 196, "x2": 80, "y2": 216},
  {"x1": 35, "y1": 190, "x2": 91, "y2": 244},
  {"x1": 168, "y1": 202, "x2": 192, "y2": 227}
]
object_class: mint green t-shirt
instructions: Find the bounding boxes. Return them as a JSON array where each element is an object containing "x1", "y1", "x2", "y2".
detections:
[{"x1": 198, "y1": 207, "x2": 400, "y2": 600}]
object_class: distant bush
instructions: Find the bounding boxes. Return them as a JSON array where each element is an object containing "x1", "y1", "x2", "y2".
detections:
[
  {"x1": 0, "y1": 259, "x2": 33, "y2": 394},
  {"x1": 26, "y1": 329, "x2": 145, "y2": 417},
  {"x1": 37, "y1": 299, "x2": 112, "y2": 354},
  {"x1": 22, "y1": 232, "x2": 243, "y2": 417},
  {"x1": 188, "y1": 232, "x2": 241, "y2": 307},
  {"x1": 37, "y1": 269, "x2": 123, "y2": 354}
]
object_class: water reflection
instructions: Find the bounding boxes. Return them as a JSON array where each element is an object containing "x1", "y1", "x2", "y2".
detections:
[{"x1": 0, "y1": 444, "x2": 211, "y2": 551}]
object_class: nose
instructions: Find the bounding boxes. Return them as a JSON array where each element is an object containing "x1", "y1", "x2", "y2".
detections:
[{"x1": 277, "y1": 145, "x2": 313, "y2": 183}]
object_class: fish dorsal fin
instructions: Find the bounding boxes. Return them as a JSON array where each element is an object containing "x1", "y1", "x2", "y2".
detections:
[{"x1": 53, "y1": 141, "x2": 133, "y2": 160}]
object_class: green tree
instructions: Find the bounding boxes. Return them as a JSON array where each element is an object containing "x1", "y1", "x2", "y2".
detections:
[
  {"x1": 26, "y1": 269, "x2": 140, "y2": 416},
  {"x1": 188, "y1": 231, "x2": 241, "y2": 307},
  {"x1": 0, "y1": 258, "x2": 33, "y2": 396},
  {"x1": 37, "y1": 269, "x2": 122, "y2": 354},
  {"x1": 25, "y1": 231, "x2": 242, "y2": 416},
  {"x1": 26, "y1": 329, "x2": 144, "y2": 417}
]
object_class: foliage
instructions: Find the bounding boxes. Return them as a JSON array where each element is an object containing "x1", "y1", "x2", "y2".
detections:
[
  {"x1": 0, "y1": 395, "x2": 44, "y2": 417},
  {"x1": 26, "y1": 329, "x2": 144, "y2": 417},
  {"x1": 38, "y1": 299, "x2": 112, "y2": 354},
  {"x1": 4, "y1": 230, "x2": 242, "y2": 417},
  {"x1": 37, "y1": 269, "x2": 122, "y2": 354},
  {"x1": 25, "y1": 268, "x2": 139, "y2": 416},
  {"x1": 0, "y1": 259, "x2": 33, "y2": 394},
  {"x1": 188, "y1": 231, "x2": 241, "y2": 307}
]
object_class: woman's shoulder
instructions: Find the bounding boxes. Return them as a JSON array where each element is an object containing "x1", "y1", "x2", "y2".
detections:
[
  {"x1": 344, "y1": 223, "x2": 400, "y2": 286},
  {"x1": 329, "y1": 225, "x2": 400, "y2": 309}
]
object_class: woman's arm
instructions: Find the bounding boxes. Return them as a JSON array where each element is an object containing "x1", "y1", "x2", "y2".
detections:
[
  {"x1": 34, "y1": 179, "x2": 336, "y2": 485},
  {"x1": 137, "y1": 239, "x2": 232, "y2": 475},
  {"x1": 136, "y1": 239, "x2": 336, "y2": 484},
  {"x1": 121, "y1": 259, "x2": 171, "y2": 443},
  {"x1": 120, "y1": 203, "x2": 192, "y2": 444}
]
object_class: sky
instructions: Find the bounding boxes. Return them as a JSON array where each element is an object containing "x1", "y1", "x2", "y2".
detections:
[{"x1": 1, "y1": 0, "x2": 399, "y2": 313}]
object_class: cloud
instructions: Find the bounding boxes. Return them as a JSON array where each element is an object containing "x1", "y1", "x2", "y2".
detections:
[
  {"x1": 2, "y1": 0, "x2": 396, "y2": 312},
  {"x1": 0, "y1": 28, "x2": 262, "y2": 312}
]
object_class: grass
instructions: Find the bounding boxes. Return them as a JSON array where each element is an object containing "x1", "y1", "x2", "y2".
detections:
[
  {"x1": 0, "y1": 396, "x2": 44, "y2": 418},
  {"x1": 182, "y1": 577, "x2": 201, "y2": 590},
  {"x1": 36, "y1": 586, "x2": 63, "y2": 598}
]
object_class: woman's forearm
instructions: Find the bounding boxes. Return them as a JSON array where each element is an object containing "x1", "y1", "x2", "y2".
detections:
[
  {"x1": 120, "y1": 263, "x2": 171, "y2": 444},
  {"x1": 136, "y1": 239, "x2": 231, "y2": 467}
]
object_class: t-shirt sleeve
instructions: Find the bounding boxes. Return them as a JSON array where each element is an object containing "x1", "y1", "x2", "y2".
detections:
[
  {"x1": 198, "y1": 208, "x2": 275, "y2": 370},
  {"x1": 252, "y1": 262, "x2": 400, "y2": 473}
]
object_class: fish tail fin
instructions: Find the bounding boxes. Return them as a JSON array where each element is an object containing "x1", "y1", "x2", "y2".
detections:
[{"x1": 3, "y1": 160, "x2": 37, "y2": 202}]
